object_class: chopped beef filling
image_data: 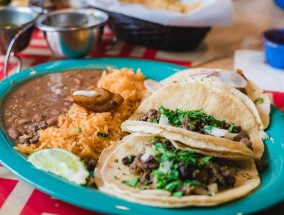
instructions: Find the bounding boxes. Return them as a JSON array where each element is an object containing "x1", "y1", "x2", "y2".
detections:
[
  {"x1": 121, "y1": 137, "x2": 237, "y2": 196},
  {"x1": 121, "y1": 155, "x2": 136, "y2": 165},
  {"x1": 19, "y1": 121, "x2": 48, "y2": 145},
  {"x1": 255, "y1": 159, "x2": 268, "y2": 173},
  {"x1": 137, "y1": 106, "x2": 253, "y2": 150},
  {"x1": 137, "y1": 109, "x2": 160, "y2": 123}
]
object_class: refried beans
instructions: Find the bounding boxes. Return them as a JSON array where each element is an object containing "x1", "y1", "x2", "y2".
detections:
[{"x1": 1, "y1": 69, "x2": 102, "y2": 144}]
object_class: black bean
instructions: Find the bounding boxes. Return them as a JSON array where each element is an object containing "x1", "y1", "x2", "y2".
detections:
[
  {"x1": 19, "y1": 118, "x2": 30, "y2": 125},
  {"x1": 46, "y1": 117, "x2": 58, "y2": 126},
  {"x1": 51, "y1": 110, "x2": 60, "y2": 116},
  {"x1": 8, "y1": 128, "x2": 20, "y2": 139},
  {"x1": 74, "y1": 78, "x2": 82, "y2": 85},
  {"x1": 87, "y1": 159, "x2": 97, "y2": 171},
  {"x1": 32, "y1": 114, "x2": 44, "y2": 123}
]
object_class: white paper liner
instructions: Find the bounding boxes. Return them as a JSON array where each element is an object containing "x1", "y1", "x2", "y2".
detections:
[{"x1": 87, "y1": 0, "x2": 233, "y2": 27}]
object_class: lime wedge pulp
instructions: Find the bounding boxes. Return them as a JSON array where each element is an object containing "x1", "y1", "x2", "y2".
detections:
[{"x1": 27, "y1": 148, "x2": 89, "y2": 185}]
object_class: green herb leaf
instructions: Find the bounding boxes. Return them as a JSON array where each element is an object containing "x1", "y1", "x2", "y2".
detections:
[
  {"x1": 151, "y1": 119, "x2": 158, "y2": 124},
  {"x1": 122, "y1": 177, "x2": 139, "y2": 187},
  {"x1": 127, "y1": 155, "x2": 132, "y2": 163},
  {"x1": 254, "y1": 97, "x2": 264, "y2": 105},
  {"x1": 74, "y1": 127, "x2": 82, "y2": 132},
  {"x1": 114, "y1": 159, "x2": 118, "y2": 163},
  {"x1": 228, "y1": 123, "x2": 235, "y2": 133},
  {"x1": 172, "y1": 191, "x2": 183, "y2": 197},
  {"x1": 97, "y1": 132, "x2": 108, "y2": 138}
]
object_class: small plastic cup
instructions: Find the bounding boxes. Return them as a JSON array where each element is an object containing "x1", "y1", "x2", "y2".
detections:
[{"x1": 262, "y1": 29, "x2": 284, "y2": 69}]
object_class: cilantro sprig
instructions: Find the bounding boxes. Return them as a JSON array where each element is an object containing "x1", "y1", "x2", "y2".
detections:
[
  {"x1": 122, "y1": 138, "x2": 213, "y2": 196},
  {"x1": 159, "y1": 106, "x2": 237, "y2": 133}
]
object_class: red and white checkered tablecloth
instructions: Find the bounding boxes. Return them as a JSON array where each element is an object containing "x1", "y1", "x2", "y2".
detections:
[{"x1": 0, "y1": 29, "x2": 284, "y2": 215}]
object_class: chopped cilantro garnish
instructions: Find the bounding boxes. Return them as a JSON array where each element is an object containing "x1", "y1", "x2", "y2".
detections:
[
  {"x1": 199, "y1": 156, "x2": 212, "y2": 165},
  {"x1": 118, "y1": 166, "x2": 121, "y2": 170},
  {"x1": 121, "y1": 138, "x2": 218, "y2": 196},
  {"x1": 74, "y1": 127, "x2": 82, "y2": 132},
  {"x1": 127, "y1": 155, "x2": 132, "y2": 163},
  {"x1": 114, "y1": 175, "x2": 119, "y2": 180},
  {"x1": 158, "y1": 106, "x2": 232, "y2": 130},
  {"x1": 114, "y1": 159, "x2": 118, "y2": 163},
  {"x1": 254, "y1": 97, "x2": 264, "y2": 104},
  {"x1": 97, "y1": 132, "x2": 108, "y2": 138},
  {"x1": 151, "y1": 119, "x2": 158, "y2": 124},
  {"x1": 172, "y1": 191, "x2": 183, "y2": 197},
  {"x1": 228, "y1": 123, "x2": 235, "y2": 133},
  {"x1": 122, "y1": 177, "x2": 139, "y2": 187}
]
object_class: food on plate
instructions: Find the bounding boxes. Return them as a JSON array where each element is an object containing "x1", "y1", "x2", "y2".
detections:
[
  {"x1": 120, "y1": 0, "x2": 201, "y2": 13},
  {"x1": 2, "y1": 69, "x2": 102, "y2": 145},
  {"x1": 94, "y1": 133, "x2": 260, "y2": 207},
  {"x1": 122, "y1": 81, "x2": 265, "y2": 159},
  {"x1": 66, "y1": 88, "x2": 124, "y2": 112},
  {"x1": 7, "y1": 68, "x2": 145, "y2": 165},
  {"x1": 28, "y1": 148, "x2": 89, "y2": 185},
  {"x1": 1, "y1": 64, "x2": 271, "y2": 208},
  {"x1": 160, "y1": 68, "x2": 271, "y2": 129}
]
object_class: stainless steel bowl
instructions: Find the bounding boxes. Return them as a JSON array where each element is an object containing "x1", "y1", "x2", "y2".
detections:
[
  {"x1": 28, "y1": 0, "x2": 88, "y2": 14},
  {"x1": 0, "y1": 6, "x2": 39, "y2": 55},
  {"x1": 36, "y1": 8, "x2": 109, "y2": 58}
]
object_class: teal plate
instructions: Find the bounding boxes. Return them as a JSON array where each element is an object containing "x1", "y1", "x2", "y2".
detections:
[{"x1": 0, "y1": 58, "x2": 284, "y2": 215}]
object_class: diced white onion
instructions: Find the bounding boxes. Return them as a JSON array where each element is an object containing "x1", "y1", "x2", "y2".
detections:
[
  {"x1": 73, "y1": 90, "x2": 98, "y2": 97},
  {"x1": 145, "y1": 146, "x2": 157, "y2": 157},
  {"x1": 144, "y1": 79, "x2": 163, "y2": 93},
  {"x1": 141, "y1": 153, "x2": 151, "y2": 162},
  {"x1": 204, "y1": 127, "x2": 228, "y2": 137},
  {"x1": 211, "y1": 71, "x2": 247, "y2": 88},
  {"x1": 159, "y1": 160, "x2": 173, "y2": 174},
  {"x1": 179, "y1": 116, "x2": 185, "y2": 124},
  {"x1": 159, "y1": 114, "x2": 169, "y2": 125},
  {"x1": 259, "y1": 130, "x2": 269, "y2": 140},
  {"x1": 224, "y1": 132, "x2": 238, "y2": 139},
  {"x1": 208, "y1": 183, "x2": 218, "y2": 196},
  {"x1": 141, "y1": 146, "x2": 157, "y2": 161},
  {"x1": 141, "y1": 189, "x2": 171, "y2": 196},
  {"x1": 194, "y1": 186, "x2": 209, "y2": 195}
]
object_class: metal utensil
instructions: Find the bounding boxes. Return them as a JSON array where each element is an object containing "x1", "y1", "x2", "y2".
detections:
[
  {"x1": 0, "y1": 6, "x2": 39, "y2": 77},
  {"x1": 36, "y1": 8, "x2": 115, "y2": 58}
]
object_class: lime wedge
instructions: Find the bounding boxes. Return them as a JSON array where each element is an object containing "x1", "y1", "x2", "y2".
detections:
[{"x1": 27, "y1": 148, "x2": 89, "y2": 185}]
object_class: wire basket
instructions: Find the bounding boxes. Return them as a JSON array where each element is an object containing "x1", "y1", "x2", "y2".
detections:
[{"x1": 106, "y1": 10, "x2": 211, "y2": 52}]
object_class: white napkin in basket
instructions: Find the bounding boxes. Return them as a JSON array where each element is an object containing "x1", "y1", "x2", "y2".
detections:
[{"x1": 87, "y1": 0, "x2": 233, "y2": 27}]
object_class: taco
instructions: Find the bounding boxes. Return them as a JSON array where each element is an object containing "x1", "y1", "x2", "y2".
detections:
[
  {"x1": 94, "y1": 133, "x2": 260, "y2": 207},
  {"x1": 160, "y1": 68, "x2": 271, "y2": 129},
  {"x1": 122, "y1": 81, "x2": 265, "y2": 159}
]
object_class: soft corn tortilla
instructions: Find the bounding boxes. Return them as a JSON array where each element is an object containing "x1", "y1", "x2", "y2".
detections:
[
  {"x1": 95, "y1": 133, "x2": 260, "y2": 207},
  {"x1": 161, "y1": 68, "x2": 271, "y2": 129},
  {"x1": 122, "y1": 81, "x2": 264, "y2": 159}
]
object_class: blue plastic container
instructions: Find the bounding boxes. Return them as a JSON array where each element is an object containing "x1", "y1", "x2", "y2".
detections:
[
  {"x1": 262, "y1": 29, "x2": 284, "y2": 69},
  {"x1": 275, "y1": 0, "x2": 284, "y2": 9}
]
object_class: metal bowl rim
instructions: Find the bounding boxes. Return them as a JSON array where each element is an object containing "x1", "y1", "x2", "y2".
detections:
[
  {"x1": 36, "y1": 8, "x2": 109, "y2": 32},
  {"x1": 0, "y1": 6, "x2": 39, "y2": 30}
]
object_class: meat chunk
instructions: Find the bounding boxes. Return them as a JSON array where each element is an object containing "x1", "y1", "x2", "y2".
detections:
[
  {"x1": 181, "y1": 122, "x2": 196, "y2": 131},
  {"x1": 137, "y1": 109, "x2": 160, "y2": 122},
  {"x1": 255, "y1": 159, "x2": 268, "y2": 173},
  {"x1": 129, "y1": 154, "x2": 159, "y2": 183},
  {"x1": 29, "y1": 121, "x2": 48, "y2": 133},
  {"x1": 240, "y1": 138, "x2": 253, "y2": 150}
]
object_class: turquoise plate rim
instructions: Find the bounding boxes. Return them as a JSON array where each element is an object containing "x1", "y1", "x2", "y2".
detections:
[{"x1": 0, "y1": 58, "x2": 284, "y2": 215}]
